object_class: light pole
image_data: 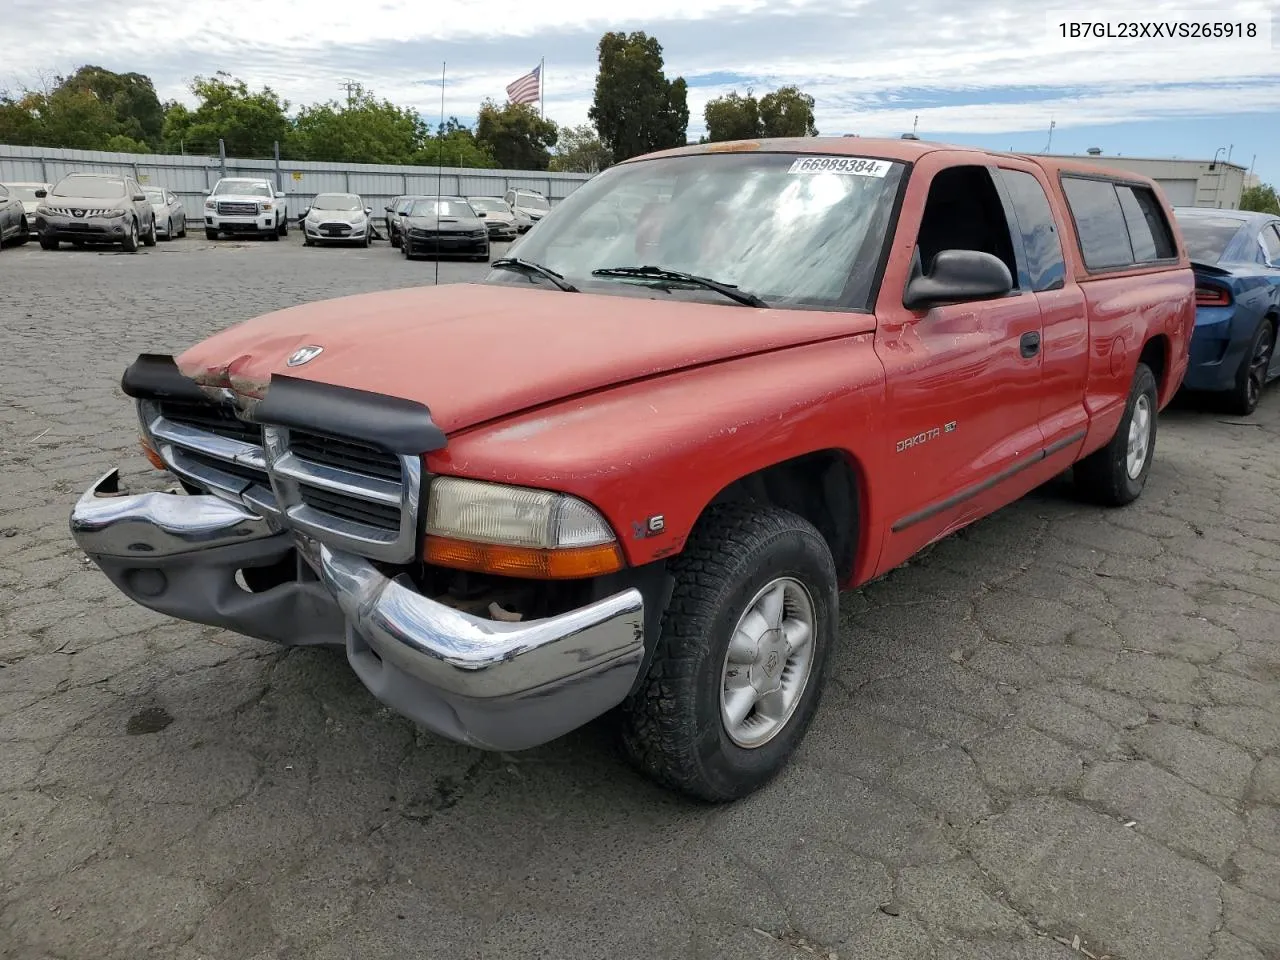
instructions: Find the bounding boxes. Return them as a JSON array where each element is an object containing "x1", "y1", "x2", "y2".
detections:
[{"x1": 1211, "y1": 147, "x2": 1226, "y2": 208}]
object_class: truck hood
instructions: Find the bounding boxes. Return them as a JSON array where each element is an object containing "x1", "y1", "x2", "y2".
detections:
[{"x1": 175, "y1": 282, "x2": 871, "y2": 435}]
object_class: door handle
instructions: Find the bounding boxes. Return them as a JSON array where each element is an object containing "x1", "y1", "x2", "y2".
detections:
[{"x1": 1020, "y1": 331, "x2": 1041, "y2": 358}]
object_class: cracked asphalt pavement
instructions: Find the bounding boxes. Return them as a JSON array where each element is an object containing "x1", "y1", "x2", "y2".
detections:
[{"x1": 2, "y1": 232, "x2": 1279, "y2": 960}]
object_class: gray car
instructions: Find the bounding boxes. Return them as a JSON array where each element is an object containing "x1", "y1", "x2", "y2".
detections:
[
  {"x1": 465, "y1": 196, "x2": 522, "y2": 241},
  {"x1": 35, "y1": 173, "x2": 157, "y2": 252},
  {"x1": 0, "y1": 183, "x2": 30, "y2": 247},
  {"x1": 144, "y1": 186, "x2": 187, "y2": 240},
  {"x1": 399, "y1": 196, "x2": 490, "y2": 261}
]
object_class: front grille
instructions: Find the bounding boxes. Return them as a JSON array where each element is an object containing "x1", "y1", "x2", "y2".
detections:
[
  {"x1": 297, "y1": 483, "x2": 402, "y2": 531},
  {"x1": 320, "y1": 221, "x2": 352, "y2": 235},
  {"x1": 290, "y1": 430, "x2": 402, "y2": 482},
  {"x1": 157, "y1": 399, "x2": 262, "y2": 445},
  {"x1": 48, "y1": 207, "x2": 113, "y2": 217},
  {"x1": 179, "y1": 448, "x2": 270, "y2": 486},
  {"x1": 216, "y1": 201, "x2": 258, "y2": 216}
]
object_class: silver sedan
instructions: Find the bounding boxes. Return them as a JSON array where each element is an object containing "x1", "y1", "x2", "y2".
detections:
[{"x1": 145, "y1": 186, "x2": 188, "y2": 240}]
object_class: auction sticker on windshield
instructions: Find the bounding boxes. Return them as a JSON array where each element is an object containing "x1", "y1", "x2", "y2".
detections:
[{"x1": 788, "y1": 157, "x2": 893, "y2": 177}]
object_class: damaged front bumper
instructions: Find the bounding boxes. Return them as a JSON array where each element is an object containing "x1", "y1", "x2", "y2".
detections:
[{"x1": 70, "y1": 469, "x2": 646, "y2": 751}]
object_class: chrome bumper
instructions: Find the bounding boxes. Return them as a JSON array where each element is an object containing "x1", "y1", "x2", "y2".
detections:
[{"x1": 70, "y1": 469, "x2": 646, "y2": 750}]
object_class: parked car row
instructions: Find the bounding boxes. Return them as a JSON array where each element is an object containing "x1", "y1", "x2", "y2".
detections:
[{"x1": 383, "y1": 192, "x2": 539, "y2": 248}]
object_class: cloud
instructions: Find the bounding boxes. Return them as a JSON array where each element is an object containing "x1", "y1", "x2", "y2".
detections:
[{"x1": 4, "y1": 0, "x2": 1277, "y2": 145}]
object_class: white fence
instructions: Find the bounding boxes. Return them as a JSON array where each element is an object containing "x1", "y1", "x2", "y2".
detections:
[{"x1": 0, "y1": 144, "x2": 595, "y2": 223}]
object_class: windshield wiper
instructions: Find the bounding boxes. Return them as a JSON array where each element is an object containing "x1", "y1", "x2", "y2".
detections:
[
  {"x1": 590, "y1": 265, "x2": 768, "y2": 308},
  {"x1": 490, "y1": 257, "x2": 579, "y2": 292}
]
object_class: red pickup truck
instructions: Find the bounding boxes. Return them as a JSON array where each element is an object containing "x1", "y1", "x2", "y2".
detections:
[{"x1": 70, "y1": 137, "x2": 1194, "y2": 802}]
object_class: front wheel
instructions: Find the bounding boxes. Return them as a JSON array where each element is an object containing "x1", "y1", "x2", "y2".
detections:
[
  {"x1": 618, "y1": 503, "x2": 837, "y2": 802},
  {"x1": 121, "y1": 218, "x2": 140, "y2": 253},
  {"x1": 1074, "y1": 361, "x2": 1158, "y2": 506},
  {"x1": 163, "y1": 218, "x2": 173, "y2": 240},
  {"x1": 278, "y1": 216, "x2": 288, "y2": 237},
  {"x1": 1227, "y1": 320, "x2": 1275, "y2": 417},
  {"x1": 205, "y1": 228, "x2": 218, "y2": 241},
  {"x1": 141, "y1": 216, "x2": 157, "y2": 247},
  {"x1": 39, "y1": 234, "x2": 58, "y2": 250}
]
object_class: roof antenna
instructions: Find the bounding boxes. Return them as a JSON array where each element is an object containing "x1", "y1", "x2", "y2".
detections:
[{"x1": 434, "y1": 61, "x2": 445, "y2": 287}]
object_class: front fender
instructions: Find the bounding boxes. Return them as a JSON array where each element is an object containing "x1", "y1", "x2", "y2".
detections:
[{"x1": 427, "y1": 335, "x2": 888, "y2": 569}]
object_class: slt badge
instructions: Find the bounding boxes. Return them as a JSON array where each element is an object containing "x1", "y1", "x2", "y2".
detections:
[{"x1": 286, "y1": 345, "x2": 324, "y2": 366}]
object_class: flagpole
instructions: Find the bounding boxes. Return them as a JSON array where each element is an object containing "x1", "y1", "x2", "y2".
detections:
[{"x1": 540, "y1": 57, "x2": 545, "y2": 119}]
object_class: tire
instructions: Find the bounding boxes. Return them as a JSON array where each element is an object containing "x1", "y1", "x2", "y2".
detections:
[
  {"x1": 39, "y1": 234, "x2": 58, "y2": 251},
  {"x1": 121, "y1": 218, "x2": 139, "y2": 253},
  {"x1": 390, "y1": 230, "x2": 401, "y2": 248},
  {"x1": 163, "y1": 218, "x2": 173, "y2": 241},
  {"x1": 278, "y1": 216, "x2": 288, "y2": 237},
  {"x1": 16, "y1": 219, "x2": 30, "y2": 244},
  {"x1": 1074, "y1": 361, "x2": 1158, "y2": 506},
  {"x1": 205, "y1": 228, "x2": 218, "y2": 241},
  {"x1": 617, "y1": 503, "x2": 838, "y2": 802},
  {"x1": 303, "y1": 235, "x2": 314, "y2": 247},
  {"x1": 142, "y1": 216, "x2": 157, "y2": 247},
  {"x1": 402, "y1": 241, "x2": 413, "y2": 260},
  {"x1": 359, "y1": 228, "x2": 370, "y2": 249},
  {"x1": 178, "y1": 218, "x2": 187, "y2": 238},
  {"x1": 1227, "y1": 320, "x2": 1275, "y2": 417}
]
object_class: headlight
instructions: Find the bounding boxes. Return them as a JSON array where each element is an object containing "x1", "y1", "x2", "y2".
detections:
[
  {"x1": 261, "y1": 202, "x2": 272, "y2": 210},
  {"x1": 422, "y1": 477, "x2": 623, "y2": 579},
  {"x1": 101, "y1": 209, "x2": 127, "y2": 218},
  {"x1": 36, "y1": 205, "x2": 50, "y2": 215},
  {"x1": 204, "y1": 199, "x2": 215, "y2": 209}
]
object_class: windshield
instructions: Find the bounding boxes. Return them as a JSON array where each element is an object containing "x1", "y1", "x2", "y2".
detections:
[
  {"x1": 1175, "y1": 215, "x2": 1245, "y2": 263},
  {"x1": 517, "y1": 194, "x2": 549, "y2": 210},
  {"x1": 213, "y1": 180, "x2": 272, "y2": 197},
  {"x1": 144, "y1": 188, "x2": 165, "y2": 202},
  {"x1": 53, "y1": 177, "x2": 126, "y2": 199},
  {"x1": 468, "y1": 198, "x2": 506, "y2": 213},
  {"x1": 409, "y1": 199, "x2": 475, "y2": 218},
  {"x1": 8, "y1": 186, "x2": 42, "y2": 202},
  {"x1": 312, "y1": 193, "x2": 362, "y2": 211},
  {"x1": 492, "y1": 152, "x2": 905, "y2": 308}
]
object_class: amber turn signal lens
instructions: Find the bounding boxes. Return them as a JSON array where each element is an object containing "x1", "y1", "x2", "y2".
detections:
[
  {"x1": 140, "y1": 438, "x2": 167, "y2": 471},
  {"x1": 423, "y1": 535, "x2": 624, "y2": 579}
]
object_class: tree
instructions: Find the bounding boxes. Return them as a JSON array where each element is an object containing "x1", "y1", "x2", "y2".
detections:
[
  {"x1": 703, "y1": 90, "x2": 761, "y2": 142},
  {"x1": 161, "y1": 72, "x2": 290, "y2": 157},
  {"x1": 61, "y1": 65, "x2": 165, "y2": 148},
  {"x1": 704, "y1": 85, "x2": 818, "y2": 142},
  {"x1": 548, "y1": 124, "x2": 612, "y2": 173},
  {"x1": 758, "y1": 86, "x2": 818, "y2": 138},
  {"x1": 416, "y1": 117, "x2": 497, "y2": 168},
  {"x1": 1240, "y1": 183, "x2": 1280, "y2": 215},
  {"x1": 474, "y1": 100, "x2": 558, "y2": 170},
  {"x1": 0, "y1": 66, "x2": 164, "y2": 152},
  {"x1": 588, "y1": 31, "x2": 689, "y2": 162},
  {"x1": 289, "y1": 84, "x2": 425, "y2": 163}
]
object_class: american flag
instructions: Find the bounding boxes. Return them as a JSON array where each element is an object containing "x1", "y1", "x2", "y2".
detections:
[{"x1": 506, "y1": 63, "x2": 541, "y2": 106}]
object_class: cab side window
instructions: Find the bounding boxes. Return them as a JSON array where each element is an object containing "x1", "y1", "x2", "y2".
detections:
[
  {"x1": 1259, "y1": 223, "x2": 1280, "y2": 265},
  {"x1": 998, "y1": 169, "x2": 1066, "y2": 292},
  {"x1": 916, "y1": 165, "x2": 1019, "y2": 283}
]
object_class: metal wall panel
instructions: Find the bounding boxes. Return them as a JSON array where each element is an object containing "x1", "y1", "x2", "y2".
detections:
[{"x1": 0, "y1": 143, "x2": 593, "y2": 223}]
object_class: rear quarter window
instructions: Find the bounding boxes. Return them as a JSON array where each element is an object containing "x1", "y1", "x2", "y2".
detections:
[{"x1": 1062, "y1": 176, "x2": 1133, "y2": 270}]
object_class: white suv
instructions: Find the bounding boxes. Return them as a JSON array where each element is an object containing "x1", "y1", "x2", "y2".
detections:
[
  {"x1": 502, "y1": 188, "x2": 550, "y2": 232},
  {"x1": 203, "y1": 177, "x2": 288, "y2": 241}
]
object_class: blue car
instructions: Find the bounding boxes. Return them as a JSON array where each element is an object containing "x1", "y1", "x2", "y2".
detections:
[{"x1": 1173, "y1": 207, "x2": 1280, "y2": 415}]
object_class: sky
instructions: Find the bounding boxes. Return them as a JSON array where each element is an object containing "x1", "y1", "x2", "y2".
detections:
[{"x1": 4, "y1": 0, "x2": 1280, "y2": 184}]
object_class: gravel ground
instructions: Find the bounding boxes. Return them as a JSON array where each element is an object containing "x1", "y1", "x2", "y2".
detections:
[{"x1": 1, "y1": 231, "x2": 1279, "y2": 960}]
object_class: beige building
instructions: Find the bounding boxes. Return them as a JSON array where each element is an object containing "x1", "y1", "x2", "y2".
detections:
[{"x1": 1034, "y1": 151, "x2": 1248, "y2": 209}]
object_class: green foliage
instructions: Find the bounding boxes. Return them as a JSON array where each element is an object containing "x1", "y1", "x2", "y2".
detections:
[
  {"x1": 588, "y1": 31, "x2": 689, "y2": 162},
  {"x1": 475, "y1": 100, "x2": 558, "y2": 170},
  {"x1": 704, "y1": 85, "x2": 818, "y2": 142},
  {"x1": 548, "y1": 123, "x2": 612, "y2": 173},
  {"x1": 161, "y1": 72, "x2": 291, "y2": 157},
  {"x1": 416, "y1": 117, "x2": 497, "y2": 168},
  {"x1": 1239, "y1": 183, "x2": 1280, "y2": 215},
  {"x1": 0, "y1": 66, "x2": 165, "y2": 151},
  {"x1": 288, "y1": 84, "x2": 425, "y2": 163}
]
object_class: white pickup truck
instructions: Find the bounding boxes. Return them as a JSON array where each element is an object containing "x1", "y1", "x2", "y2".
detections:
[{"x1": 203, "y1": 177, "x2": 289, "y2": 241}]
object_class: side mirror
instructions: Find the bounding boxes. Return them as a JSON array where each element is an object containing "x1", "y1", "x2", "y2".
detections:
[
  {"x1": 203, "y1": 188, "x2": 211, "y2": 196},
  {"x1": 384, "y1": 205, "x2": 393, "y2": 212},
  {"x1": 903, "y1": 249, "x2": 1013, "y2": 310},
  {"x1": 364, "y1": 206, "x2": 372, "y2": 215},
  {"x1": 34, "y1": 188, "x2": 47, "y2": 198},
  {"x1": 133, "y1": 193, "x2": 146, "y2": 201}
]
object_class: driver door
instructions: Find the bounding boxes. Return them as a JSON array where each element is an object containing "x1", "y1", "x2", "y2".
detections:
[{"x1": 872, "y1": 155, "x2": 1046, "y2": 570}]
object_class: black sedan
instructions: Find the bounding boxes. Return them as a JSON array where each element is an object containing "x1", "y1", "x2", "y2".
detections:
[{"x1": 400, "y1": 197, "x2": 490, "y2": 261}]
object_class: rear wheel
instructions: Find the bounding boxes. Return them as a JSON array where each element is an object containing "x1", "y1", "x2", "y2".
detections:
[
  {"x1": 1074, "y1": 361, "x2": 1158, "y2": 506},
  {"x1": 618, "y1": 503, "x2": 837, "y2": 802},
  {"x1": 1227, "y1": 320, "x2": 1275, "y2": 417}
]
